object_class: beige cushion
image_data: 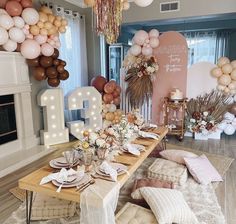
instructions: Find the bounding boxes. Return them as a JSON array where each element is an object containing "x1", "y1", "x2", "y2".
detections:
[
  {"x1": 148, "y1": 158, "x2": 188, "y2": 185},
  {"x1": 31, "y1": 193, "x2": 77, "y2": 220},
  {"x1": 160, "y1": 149, "x2": 197, "y2": 164},
  {"x1": 139, "y1": 187, "x2": 199, "y2": 224},
  {"x1": 116, "y1": 202, "x2": 157, "y2": 224}
]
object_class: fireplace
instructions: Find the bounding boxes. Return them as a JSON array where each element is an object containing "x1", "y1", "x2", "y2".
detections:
[
  {"x1": 0, "y1": 94, "x2": 17, "y2": 145},
  {"x1": 0, "y1": 51, "x2": 38, "y2": 159}
]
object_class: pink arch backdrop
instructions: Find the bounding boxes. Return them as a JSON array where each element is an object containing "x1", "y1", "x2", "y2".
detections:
[{"x1": 151, "y1": 31, "x2": 188, "y2": 124}]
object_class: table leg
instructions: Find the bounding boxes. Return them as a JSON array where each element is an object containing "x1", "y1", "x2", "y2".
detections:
[{"x1": 25, "y1": 190, "x2": 33, "y2": 224}]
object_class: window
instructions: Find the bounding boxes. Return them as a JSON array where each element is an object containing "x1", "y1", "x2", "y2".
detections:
[{"x1": 183, "y1": 30, "x2": 230, "y2": 66}]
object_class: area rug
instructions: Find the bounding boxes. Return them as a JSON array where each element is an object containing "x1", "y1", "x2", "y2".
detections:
[{"x1": 5, "y1": 145, "x2": 233, "y2": 224}]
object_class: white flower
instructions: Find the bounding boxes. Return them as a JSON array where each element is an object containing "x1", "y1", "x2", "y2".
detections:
[
  {"x1": 201, "y1": 121, "x2": 207, "y2": 126},
  {"x1": 89, "y1": 132, "x2": 99, "y2": 144},
  {"x1": 190, "y1": 118, "x2": 196, "y2": 123},
  {"x1": 107, "y1": 128, "x2": 115, "y2": 136},
  {"x1": 203, "y1": 111, "x2": 208, "y2": 117},
  {"x1": 96, "y1": 138, "x2": 106, "y2": 147}
]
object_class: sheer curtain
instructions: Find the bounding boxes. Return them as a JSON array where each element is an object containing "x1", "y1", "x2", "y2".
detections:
[
  {"x1": 53, "y1": 6, "x2": 88, "y2": 121},
  {"x1": 183, "y1": 30, "x2": 230, "y2": 66}
]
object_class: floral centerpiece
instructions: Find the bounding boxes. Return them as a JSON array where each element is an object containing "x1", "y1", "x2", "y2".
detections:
[
  {"x1": 186, "y1": 90, "x2": 231, "y2": 135},
  {"x1": 123, "y1": 55, "x2": 159, "y2": 108}
]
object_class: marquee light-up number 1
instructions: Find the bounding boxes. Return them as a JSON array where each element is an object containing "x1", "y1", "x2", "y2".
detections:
[
  {"x1": 38, "y1": 89, "x2": 69, "y2": 145},
  {"x1": 66, "y1": 86, "x2": 103, "y2": 139}
]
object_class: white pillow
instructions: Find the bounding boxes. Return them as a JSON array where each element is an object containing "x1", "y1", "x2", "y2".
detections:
[
  {"x1": 139, "y1": 187, "x2": 199, "y2": 224},
  {"x1": 160, "y1": 149, "x2": 197, "y2": 164}
]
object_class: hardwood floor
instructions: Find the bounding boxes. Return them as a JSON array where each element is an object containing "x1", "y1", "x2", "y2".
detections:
[{"x1": 0, "y1": 134, "x2": 235, "y2": 223}]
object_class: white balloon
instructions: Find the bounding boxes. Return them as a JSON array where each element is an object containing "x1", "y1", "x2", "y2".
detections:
[
  {"x1": 134, "y1": 0, "x2": 154, "y2": 7},
  {"x1": 109, "y1": 104, "x2": 117, "y2": 112},
  {"x1": 133, "y1": 30, "x2": 149, "y2": 46},
  {"x1": 0, "y1": 27, "x2": 9, "y2": 45},
  {"x1": 149, "y1": 29, "x2": 159, "y2": 38},
  {"x1": 0, "y1": 9, "x2": 7, "y2": 15},
  {"x1": 217, "y1": 121, "x2": 227, "y2": 130},
  {"x1": 224, "y1": 112, "x2": 235, "y2": 121},
  {"x1": 0, "y1": 14, "x2": 14, "y2": 30},
  {"x1": 224, "y1": 124, "x2": 235, "y2": 135},
  {"x1": 9, "y1": 27, "x2": 25, "y2": 43},
  {"x1": 3, "y1": 39, "x2": 17, "y2": 52},
  {"x1": 22, "y1": 8, "x2": 39, "y2": 25},
  {"x1": 13, "y1": 16, "x2": 25, "y2": 29},
  {"x1": 149, "y1": 37, "x2": 159, "y2": 48},
  {"x1": 130, "y1": 44, "x2": 141, "y2": 56}
]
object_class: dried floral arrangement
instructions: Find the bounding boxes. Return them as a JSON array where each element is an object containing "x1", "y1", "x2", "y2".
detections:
[
  {"x1": 186, "y1": 90, "x2": 231, "y2": 134},
  {"x1": 123, "y1": 55, "x2": 159, "y2": 108}
]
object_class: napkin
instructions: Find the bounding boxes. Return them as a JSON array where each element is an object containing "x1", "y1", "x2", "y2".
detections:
[
  {"x1": 100, "y1": 161, "x2": 117, "y2": 181},
  {"x1": 149, "y1": 123, "x2": 158, "y2": 128},
  {"x1": 124, "y1": 143, "x2": 141, "y2": 156},
  {"x1": 40, "y1": 168, "x2": 84, "y2": 185},
  {"x1": 138, "y1": 130, "x2": 160, "y2": 139}
]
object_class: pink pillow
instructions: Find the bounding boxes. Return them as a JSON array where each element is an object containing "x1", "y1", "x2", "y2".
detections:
[
  {"x1": 184, "y1": 154, "x2": 223, "y2": 185},
  {"x1": 160, "y1": 149, "x2": 197, "y2": 164}
]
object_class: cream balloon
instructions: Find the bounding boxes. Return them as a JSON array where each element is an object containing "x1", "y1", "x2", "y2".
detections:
[
  {"x1": 142, "y1": 46, "x2": 153, "y2": 56},
  {"x1": 9, "y1": 27, "x2": 25, "y2": 43},
  {"x1": 0, "y1": 27, "x2": 9, "y2": 45},
  {"x1": 130, "y1": 44, "x2": 141, "y2": 56},
  {"x1": 149, "y1": 29, "x2": 159, "y2": 38},
  {"x1": 224, "y1": 87, "x2": 230, "y2": 94},
  {"x1": 231, "y1": 69, "x2": 236, "y2": 81},
  {"x1": 211, "y1": 67, "x2": 222, "y2": 78},
  {"x1": 3, "y1": 39, "x2": 17, "y2": 52},
  {"x1": 109, "y1": 104, "x2": 117, "y2": 112},
  {"x1": 133, "y1": 30, "x2": 149, "y2": 46},
  {"x1": 22, "y1": 8, "x2": 39, "y2": 25},
  {"x1": 123, "y1": 2, "x2": 130, "y2": 10},
  {"x1": 230, "y1": 89, "x2": 236, "y2": 95},
  {"x1": 217, "y1": 84, "x2": 226, "y2": 91},
  {"x1": 149, "y1": 37, "x2": 159, "y2": 48},
  {"x1": 222, "y1": 63, "x2": 233, "y2": 74},
  {"x1": 228, "y1": 82, "x2": 236, "y2": 90},
  {"x1": 0, "y1": 14, "x2": 14, "y2": 30},
  {"x1": 231, "y1": 60, "x2": 236, "y2": 69},
  {"x1": 217, "y1": 57, "x2": 230, "y2": 67},
  {"x1": 218, "y1": 74, "x2": 231, "y2": 86},
  {"x1": 13, "y1": 16, "x2": 25, "y2": 29},
  {"x1": 134, "y1": 0, "x2": 154, "y2": 7}
]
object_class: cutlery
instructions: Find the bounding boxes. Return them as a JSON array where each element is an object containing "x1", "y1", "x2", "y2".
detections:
[
  {"x1": 78, "y1": 179, "x2": 95, "y2": 192},
  {"x1": 56, "y1": 182, "x2": 64, "y2": 193}
]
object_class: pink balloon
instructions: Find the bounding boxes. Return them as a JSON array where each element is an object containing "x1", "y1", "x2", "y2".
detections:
[
  {"x1": 34, "y1": 34, "x2": 47, "y2": 44},
  {"x1": 149, "y1": 29, "x2": 159, "y2": 38},
  {"x1": 26, "y1": 34, "x2": 33, "y2": 39},
  {"x1": 20, "y1": 39, "x2": 41, "y2": 59},
  {"x1": 142, "y1": 46, "x2": 153, "y2": 56},
  {"x1": 41, "y1": 43, "x2": 54, "y2": 56},
  {"x1": 21, "y1": 0, "x2": 33, "y2": 8},
  {"x1": 22, "y1": 27, "x2": 29, "y2": 35},
  {"x1": 47, "y1": 39, "x2": 55, "y2": 46},
  {"x1": 130, "y1": 44, "x2": 141, "y2": 56},
  {"x1": 133, "y1": 30, "x2": 149, "y2": 46},
  {"x1": 149, "y1": 37, "x2": 159, "y2": 48},
  {"x1": 55, "y1": 41, "x2": 61, "y2": 49},
  {"x1": 6, "y1": 0, "x2": 23, "y2": 16},
  {"x1": 24, "y1": 24, "x2": 29, "y2": 29}
]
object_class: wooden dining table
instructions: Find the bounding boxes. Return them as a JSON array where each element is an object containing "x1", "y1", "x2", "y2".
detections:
[{"x1": 18, "y1": 126, "x2": 168, "y2": 224}]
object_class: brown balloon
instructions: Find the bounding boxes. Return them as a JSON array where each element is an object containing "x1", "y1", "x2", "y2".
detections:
[
  {"x1": 53, "y1": 59, "x2": 60, "y2": 66},
  {"x1": 46, "y1": 67, "x2": 58, "y2": 78},
  {"x1": 39, "y1": 56, "x2": 53, "y2": 68},
  {"x1": 91, "y1": 76, "x2": 107, "y2": 92},
  {"x1": 52, "y1": 48, "x2": 59, "y2": 59},
  {"x1": 27, "y1": 58, "x2": 39, "y2": 67},
  {"x1": 58, "y1": 70, "x2": 69, "y2": 80},
  {"x1": 60, "y1": 60, "x2": 66, "y2": 66},
  {"x1": 230, "y1": 104, "x2": 236, "y2": 115},
  {"x1": 56, "y1": 64, "x2": 65, "y2": 73},
  {"x1": 33, "y1": 67, "x2": 46, "y2": 81},
  {"x1": 47, "y1": 78, "x2": 60, "y2": 87}
]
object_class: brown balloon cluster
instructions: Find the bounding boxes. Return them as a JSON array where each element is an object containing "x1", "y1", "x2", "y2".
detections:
[{"x1": 27, "y1": 48, "x2": 69, "y2": 87}]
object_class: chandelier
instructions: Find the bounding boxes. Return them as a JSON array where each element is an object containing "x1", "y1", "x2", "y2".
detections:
[{"x1": 84, "y1": 0, "x2": 154, "y2": 44}]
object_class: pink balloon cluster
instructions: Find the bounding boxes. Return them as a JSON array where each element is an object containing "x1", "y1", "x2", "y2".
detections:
[
  {"x1": 211, "y1": 57, "x2": 236, "y2": 95},
  {"x1": 129, "y1": 29, "x2": 160, "y2": 57},
  {"x1": 0, "y1": 3, "x2": 67, "y2": 60}
]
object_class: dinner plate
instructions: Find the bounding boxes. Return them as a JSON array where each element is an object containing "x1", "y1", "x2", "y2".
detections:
[
  {"x1": 49, "y1": 159, "x2": 80, "y2": 169},
  {"x1": 52, "y1": 174, "x2": 90, "y2": 188},
  {"x1": 96, "y1": 163, "x2": 127, "y2": 177}
]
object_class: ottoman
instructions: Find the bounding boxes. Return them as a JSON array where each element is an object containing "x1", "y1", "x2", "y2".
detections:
[{"x1": 148, "y1": 158, "x2": 188, "y2": 186}]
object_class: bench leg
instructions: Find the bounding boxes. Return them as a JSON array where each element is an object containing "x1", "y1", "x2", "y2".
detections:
[{"x1": 26, "y1": 190, "x2": 33, "y2": 224}]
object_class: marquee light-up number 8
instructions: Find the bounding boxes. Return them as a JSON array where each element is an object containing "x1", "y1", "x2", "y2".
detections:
[{"x1": 66, "y1": 86, "x2": 102, "y2": 139}]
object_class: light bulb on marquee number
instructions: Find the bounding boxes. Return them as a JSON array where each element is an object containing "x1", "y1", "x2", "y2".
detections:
[{"x1": 66, "y1": 86, "x2": 102, "y2": 139}]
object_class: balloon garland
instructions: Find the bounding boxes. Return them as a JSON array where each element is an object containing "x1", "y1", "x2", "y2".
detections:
[
  {"x1": 91, "y1": 75, "x2": 123, "y2": 126},
  {"x1": 27, "y1": 48, "x2": 69, "y2": 87},
  {"x1": 123, "y1": 29, "x2": 160, "y2": 108},
  {"x1": 211, "y1": 57, "x2": 236, "y2": 95},
  {"x1": 0, "y1": 2, "x2": 70, "y2": 87}
]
